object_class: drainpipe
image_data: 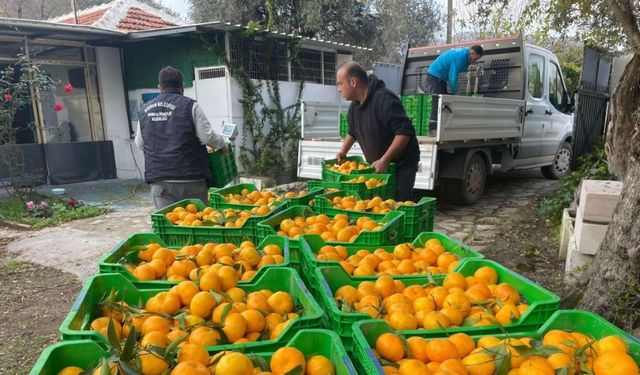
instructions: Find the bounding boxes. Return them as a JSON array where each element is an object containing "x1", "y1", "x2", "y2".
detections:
[{"x1": 119, "y1": 47, "x2": 134, "y2": 138}]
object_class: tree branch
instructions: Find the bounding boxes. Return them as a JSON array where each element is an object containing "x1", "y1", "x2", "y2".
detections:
[{"x1": 609, "y1": 0, "x2": 640, "y2": 53}]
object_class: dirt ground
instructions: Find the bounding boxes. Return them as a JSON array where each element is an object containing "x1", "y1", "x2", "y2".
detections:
[
  {"x1": 0, "y1": 189, "x2": 564, "y2": 374},
  {"x1": 0, "y1": 243, "x2": 82, "y2": 375}
]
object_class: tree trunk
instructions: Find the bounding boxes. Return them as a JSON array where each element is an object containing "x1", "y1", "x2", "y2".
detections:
[
  {"x1": 578, "y1": 53, "x2": 640, "y2": 331},
  {"x1": 604, "y1": 54, "x2": 640, "y2": 179}
]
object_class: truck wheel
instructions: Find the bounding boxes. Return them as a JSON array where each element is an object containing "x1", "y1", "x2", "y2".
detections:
[
  {"x1": 448, "y1": 154, "x2": 486, "y2": 205},
  {"x1": 541, "y1": 142, "x2": 571, "y2": 179}
]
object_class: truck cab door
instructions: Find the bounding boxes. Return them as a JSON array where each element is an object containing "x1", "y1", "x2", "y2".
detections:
[
  {"x1": 542, "y1": 59, "x2": 573, "y2": 156},
  {"x1": 520, "y1": 53, "x2": 548, "y2": 158}
]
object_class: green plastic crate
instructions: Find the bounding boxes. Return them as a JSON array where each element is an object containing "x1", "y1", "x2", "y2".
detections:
[
  {"x1": 257, "y1": 206, "x2": 405, "y2": 264},
  {"x1": 314, "y1": 190, "x2": 436, "y2": 242},
  {"x1": 315, "y1": 258, "x2": 559, "y2": 351},
  {"x1": 321, "y1": 156, "x2": 374, "y2": 182},
  {"x1": 59, "y1": 268, "x2": 323, "y2": 352},
  {"x1": 421, "y1": 95, "x2": 432, "y2": 135},
  {"x1": 298, "y1": 232, "x2": 484, "y2": 300},
  {"x1": 208, "y1": 143, "x2": 238, "y2": 188},
  {"x1": 31, "y1": 329, "x2": 357, "y2": 375},
  {"x1": 151, "y1": 199, "x2": 282, "y2": 245},
  {"x1": 28, "y1": 340, "x2": 108, "y2": 375},
  {"x1": 97, "y1": 233, "x2": 290, "y2": 287},
  {"x1": 337, "y1": 173, "x2": 394, "y2": 199},
  {"x1": 339, "y1": 111, "x2": 348, "y2": 139},
  {"x1": 208, "y1": 183, "x2": 287, "y2": 210},
  {"x1": 353, "y1": 309, "x2": 640, "y2": 374}
]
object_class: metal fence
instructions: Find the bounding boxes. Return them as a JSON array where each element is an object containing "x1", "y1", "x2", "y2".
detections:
[{"x1": 571, "y1": 47, "x2": 612, "y2": 169}]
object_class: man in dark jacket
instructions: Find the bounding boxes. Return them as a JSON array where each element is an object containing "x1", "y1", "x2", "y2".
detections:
[
  {"x1": 335, "y1": 61, "x2": 420, "y2": 201},
  {"x1": 135, "y1": 66, "x2": 228, "y2": 209}
]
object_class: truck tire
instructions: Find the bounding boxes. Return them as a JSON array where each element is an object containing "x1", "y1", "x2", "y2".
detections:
[
  {"x1": 447, "y1": 154, "x2": 487, "y2": 205},
  {"x1": 541, "y1": 142, "x2": 571, "y2": 179}
]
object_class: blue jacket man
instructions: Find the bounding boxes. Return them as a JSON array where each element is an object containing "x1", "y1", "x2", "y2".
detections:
[{"x1": 425, "y1": 45, "x2": 483, "y2": 136}]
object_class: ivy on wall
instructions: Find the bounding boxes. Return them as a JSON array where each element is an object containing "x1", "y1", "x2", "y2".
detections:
[
  {"x1": 123, "y1": 35, "x2": 223, "y2": 90},
  {"x1": 202, "y1": 28, "x2": 305, "y2": 178}
]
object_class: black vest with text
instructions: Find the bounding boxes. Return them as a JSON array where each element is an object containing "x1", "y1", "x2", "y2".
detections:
[{"x1": 139, "y1": 91, "x2": 210, "y2": 183}]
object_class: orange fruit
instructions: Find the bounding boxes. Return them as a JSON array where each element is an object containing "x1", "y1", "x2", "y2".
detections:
[
  {"x1": 443, "y1": 272, "x2": 466, "y2": 290},
  {"x1": 222, "y1": 312, "x2": 247, "y2": 342},
  {"x1": 474, "y1": 266, "x2": 498, "y2": 284},
  {"x1": 407, "y1": 336, "x2": 430, "y2": 363},
  {"x1": 305, "y1": 355, "x2": 335, "y2": 375},
  {"x1": 270, "y1": 347, "x2": 306, "y2": 375},
  {"x1": 594, "y1": 335, "x2": 629, "y2": 355},
  {"x1": 172, "y1": 360, "x2": 209, "y2": 375},
  {"x1": 462, "y1": 351, "x2": 495, "y2": 375},
  {"x1": 140, "y1": 331, "x2": 169, "y2": 348},
  {"x1": 422, "y1": 311, "x2": 450, "y2": 330},
  {"x1": 593, "y1": 351, "x2": 639, "y2": 375},
  {"x1": 448, "y1": 333, "x2": 475, "y2": 358},
  {"x1": 518, "y1": 357, "x2": 555, "y2": 375},
  {"x1": 493, "y1": 283, "x2": 521, "y2": 305},
  {"x1": 439, "y1": 358, "x2": 468, "y2": 374},
  {"x1": 177, "y1": 343, "x2": 210, "y2": 365},
  {"x1": 140, "y1": 315, "x2": 171, "y2": 335},
  {"x1": 175, "y1": 280, "x2": 200, "y2": 306},
  {"x1": 267, "y1": 291, "x2": 294, "y2": 314},
  {"x1": 543, "y1": 330, "x2": 578, "y2": 356},
  {"x1": 376, "y1": 332, "x2": 405, "y2": 362},
  {"x1": 241, "y1": 309, "x2": 266, "y2": 333},
  {"x1": 190, "y1": 291, "x2": 217, "y2": 318},
  {"x1": 90, "y1": 317, "x2": 122, "y2": 340},
  {"x1": 426, "y1": 338, "x2": 459, "y2": 362},
  {"x1": 188, "y1": 326, "x2": 220, "y2": 346},
  {"x1": 547, "y1": 352, "x2": 574, "y2": 373},
  {"x1": 398, "y1": 359, "x2": 429, "y2": 374},
  {"x1": 146, "y1": 291, "x2": 181, "y2": 315},
  {"x1": 215, "y1": 352, "x2": 254, "y2": 375},
  {"x1": 388, "y1": 311, "x2": 418, "y2": 330},
  {"x1": 198, "y1": 270, "x2": 221, "y2": 292},
  {"x1": 138, "y1": 351, "x2": 169, "y2": 375},
  {"x1": 133, "y1": 264, "x2": 157, "y2": 281}
]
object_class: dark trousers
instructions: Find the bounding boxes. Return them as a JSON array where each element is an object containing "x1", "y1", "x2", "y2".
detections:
[
  {"x1": 150, "y1": 180, "x2": 208, "y2": 209},
  {"x1": 395, "y1": 163, "x2": 419, "y2": 202},
  {"x1": 426, "y1": 73, "x2": 448, "y2": 132}
]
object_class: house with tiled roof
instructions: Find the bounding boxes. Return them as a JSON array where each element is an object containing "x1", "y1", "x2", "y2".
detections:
[
  {"x1": 49, "y1": 0, "x2": 184, "y2": 31},
  {"x1": 0, "y1": 2, "x2": 369, "y2": 185}
]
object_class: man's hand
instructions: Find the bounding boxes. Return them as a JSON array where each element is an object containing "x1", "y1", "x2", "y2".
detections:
[
  {"x1": 219, "y1": 145, "x2": 229, "y2": 155},
  {"x1": 336, "y1": 151, "x2": 347, "y2": 164},
  {"x1": 371, "y1": 159, "x2": 389, "y2": 173}
]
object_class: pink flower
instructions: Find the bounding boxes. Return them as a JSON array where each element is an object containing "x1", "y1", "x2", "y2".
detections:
[
  {"x1": 64, "y1": 83, "x2": 73, "y2": 93},
  {"x1": 3, "y1": 93, "x2": 12, "y2": 101},
  {"x1": 26, "y1": 201, "x2": 35, "y2": 210},
  {"x1": 39, "y1": 201, "x2": 48, "y2": 209},
  {"x1": 54, "y1": 102, "x2": 63, "y2": 112}
]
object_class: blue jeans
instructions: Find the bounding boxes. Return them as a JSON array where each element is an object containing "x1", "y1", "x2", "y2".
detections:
[{"x1": 426, "y1": 73, "x2": 448, "y2": 132}]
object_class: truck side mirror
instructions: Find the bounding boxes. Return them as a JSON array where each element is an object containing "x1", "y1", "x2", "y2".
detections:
[{"x1": 568, "y1": 91, "x2": 576, "y2": 113}]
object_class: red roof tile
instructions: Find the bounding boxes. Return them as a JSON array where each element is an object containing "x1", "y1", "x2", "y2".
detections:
[
  {"x1": 116, "y1": 7, "x2": 177, "y2": 31},
  {"x1": 58, "y1": 9, "x2": 108, "y2": 25}
]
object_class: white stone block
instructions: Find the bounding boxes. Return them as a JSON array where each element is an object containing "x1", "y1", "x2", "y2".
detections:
[
  {"x1": 578, "y1": 180, "x2": 623, "y2": 223},
  {"x1": 558, "y1": 208, "x2": 574, "y2": 260},
  {"x1": 564, "y1": 232, "x2": 594, "y2": 285},
  {"x1": 574, "y1": 206, "x2": 609, "y2": 255}
]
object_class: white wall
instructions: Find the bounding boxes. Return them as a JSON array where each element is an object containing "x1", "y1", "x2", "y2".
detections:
[{"x1": 96, "y1": 46, "x2": 145, "y2": 180}]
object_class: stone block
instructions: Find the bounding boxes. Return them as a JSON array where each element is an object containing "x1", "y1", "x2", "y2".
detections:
[
  {"x1": 574, "y1": 207, "x2": 609, "y2": 255},
  {"x1": 577, "y1": 180, "x2": 622, "y2": 224},
  {"x1": 558, "y1": 208, "x2": 574, "y2": 260},
  {"x1": 564, "y1": 232, "x2": 594, "y2": 285}
]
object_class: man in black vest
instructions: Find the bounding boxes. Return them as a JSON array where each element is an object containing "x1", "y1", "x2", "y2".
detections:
[
  {"x1": 135, "y1": 66, "x2": 228, "y2": 209},
  {"x1": 335, "y1": 61, "x2": 420, "y2": 201}
]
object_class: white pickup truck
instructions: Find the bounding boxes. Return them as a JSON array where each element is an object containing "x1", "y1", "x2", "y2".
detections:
[{"x1": 297, "y1": 36, "x2": 575, "y2": 204}]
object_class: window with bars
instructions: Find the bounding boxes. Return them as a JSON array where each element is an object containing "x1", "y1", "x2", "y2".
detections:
[
  {"x1": 323, "y1": 52, "x2": 336, "y2": 85},
  {"x1": 229, "y1": 36, "x2": 288, "y2": 81},
  {"x1": 228, "y1": 36, "x2": 338, "y2": 85},
  {"x1": 292, "y1": 49, "x2": 322, "y2": 84}
]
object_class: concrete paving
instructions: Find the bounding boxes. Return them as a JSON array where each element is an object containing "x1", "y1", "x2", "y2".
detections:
[{"x1": 1, "y1": 169, "x2": 560, "y2": 280}]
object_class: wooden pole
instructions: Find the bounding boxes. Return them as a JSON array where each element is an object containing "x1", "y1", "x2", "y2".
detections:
[
  {"x1": 71, "y1": 0, "x2": 79, "y2": 24},
  {"x1": 446, "y1": 0, "x2": 453, "y2": 43}
]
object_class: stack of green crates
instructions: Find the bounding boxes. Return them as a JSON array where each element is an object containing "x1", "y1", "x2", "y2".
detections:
[
  {"x1": 208, "y1": 142, "x2": 238, "y2": 188},
  {"x1": 339, "y1": 112, "x2": 348, "y2": 138},
  {"x1": 400, "y1": 94, "x2": 432, "y2": 136}
]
